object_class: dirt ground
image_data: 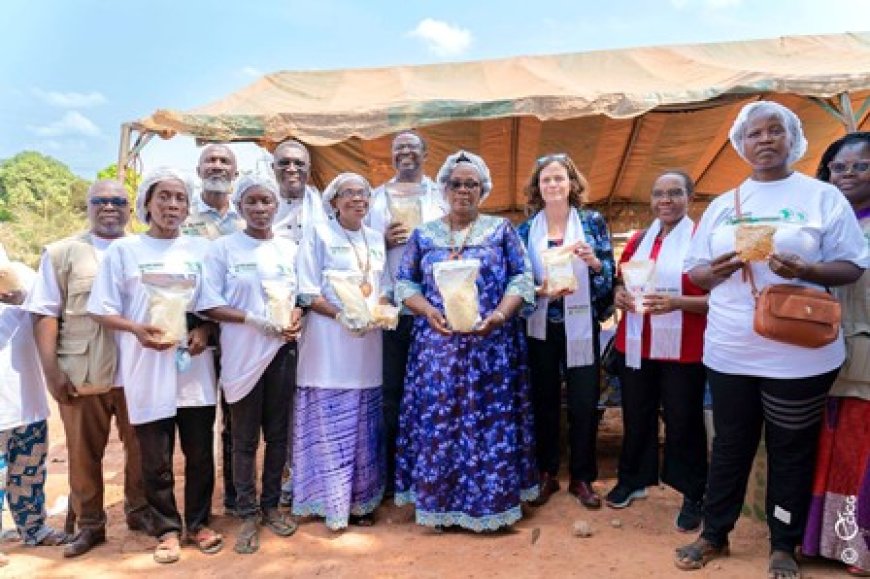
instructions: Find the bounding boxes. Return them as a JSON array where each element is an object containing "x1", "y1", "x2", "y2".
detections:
[{"x1": 0, "y1": 404, "x2": 847, "y2": 578}]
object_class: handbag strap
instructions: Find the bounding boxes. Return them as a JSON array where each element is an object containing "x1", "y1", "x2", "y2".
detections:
[{"x1": 734, "y1": 186, "x2": 761, "y2": 298}]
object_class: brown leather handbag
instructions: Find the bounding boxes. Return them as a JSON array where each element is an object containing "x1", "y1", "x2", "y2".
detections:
[{"x1": 734, "y1": 187, "x2": 842, "y2": 348}]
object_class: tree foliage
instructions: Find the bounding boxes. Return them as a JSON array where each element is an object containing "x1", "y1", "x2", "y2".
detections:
[{"x1": 97, "y1": 162, "x2": 141, "y2": 196}]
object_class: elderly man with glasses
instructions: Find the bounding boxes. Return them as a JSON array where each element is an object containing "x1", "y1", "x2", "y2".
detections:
[{"x1": 26, "y1": 179, "x2": 150, "y2": 558}]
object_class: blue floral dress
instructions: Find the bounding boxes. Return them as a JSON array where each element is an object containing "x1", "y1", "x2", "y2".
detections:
[{"x1": 394, "y1": 214, "x2": 539, "y2": 531}]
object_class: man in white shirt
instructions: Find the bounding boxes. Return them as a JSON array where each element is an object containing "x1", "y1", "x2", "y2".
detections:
[
  {"x1": 182, "y1": 144, "x2": 244, "y2": 239},
  {"x1": 366, "y1": 131, "x2": 446, "y2": 495},
  {"x1": 27, "y1": 180, "x2": 149, "y2": 558}
]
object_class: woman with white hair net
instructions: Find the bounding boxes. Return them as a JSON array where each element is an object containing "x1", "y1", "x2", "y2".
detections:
[
  {"x1": 393, "y1": 150, "x2": 539, "y2": 531},
  {"x1": 292, "y1": 172, "x2": 388, "y2": 529},
  {"x1": 676, "y1": 102, "x2": 868, "y2": 578},
  {"x1": 88, "y1": 167, "x2": 222, "y2": 563},
  {"x1": 198, "y1": 173, "x2": 301, "y2": 553}
]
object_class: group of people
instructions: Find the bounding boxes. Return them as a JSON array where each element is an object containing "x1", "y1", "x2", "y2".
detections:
[{"x1": 0, "y1": 101, "x2": 866, "y2": 579}]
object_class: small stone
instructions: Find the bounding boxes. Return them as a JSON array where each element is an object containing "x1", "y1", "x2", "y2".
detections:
[
  {"x1": 572, "y1": 519, "x2": 593, "y2": 537},
  {"x1": 610, "y1": 518, "x2": 623, "y2": 528}
]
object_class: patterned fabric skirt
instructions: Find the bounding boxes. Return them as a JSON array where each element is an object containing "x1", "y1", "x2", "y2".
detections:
[
  {"x1": 802, "y1": 397, "x2": 870, "y2": 571},
  {"x1": 291, "y1": 387, "x2": 385, "y2": 530}
]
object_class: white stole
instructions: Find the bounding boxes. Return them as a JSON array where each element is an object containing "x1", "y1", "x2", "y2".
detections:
[
  {"x1": 625, "y1": 216, "x2": 693, "y2": 369},
  {"x1": 527, "y1": 209, "x2": 595, "y2": 367}
]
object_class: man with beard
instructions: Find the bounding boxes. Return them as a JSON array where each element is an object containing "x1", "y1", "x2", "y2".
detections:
[
  {"x1": 27, "y1": 180, "x2": 150, "y2": 557},
  {"x1": 182, "y1": 144, "x2": 244, "y2": 239},
  {"x1": 270, "y1": 139, "x2": 326, "y2": 507},
  {"x1": 366, "y1": 131, "x2": 446, "y2": 495},
  {"x1": 182, "y1": 144, "x2": 243, "y2": 518}
]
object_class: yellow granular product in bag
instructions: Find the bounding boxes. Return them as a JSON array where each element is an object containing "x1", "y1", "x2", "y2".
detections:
[{"x1": 433, "y1": 259, "x2": 481, "y2": 333}]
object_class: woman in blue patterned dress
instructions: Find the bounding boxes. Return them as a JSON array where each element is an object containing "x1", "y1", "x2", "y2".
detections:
[{"x1": 394, "y1": 150, "x2": 538, "y2": 532}]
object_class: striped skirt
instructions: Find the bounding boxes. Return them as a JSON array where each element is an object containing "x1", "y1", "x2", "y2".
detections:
[{"x1": 291, "y1": 387, "x2": 385, "y2": 530}]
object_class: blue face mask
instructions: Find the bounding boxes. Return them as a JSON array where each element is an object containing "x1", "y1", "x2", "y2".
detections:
[{"x1": 176, "y1": 347, "x2": 192, "y2": 373}]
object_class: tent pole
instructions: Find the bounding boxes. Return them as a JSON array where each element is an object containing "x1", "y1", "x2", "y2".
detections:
[
  {"x1": 117, "y1": 123, "x2": 132, "y2": 183},
  {"x1": 839, "y1": 93, "x2": 857, "y2": 132}
]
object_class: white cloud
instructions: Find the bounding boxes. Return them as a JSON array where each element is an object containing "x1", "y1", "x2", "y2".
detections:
[
  {"x1": 705, "y1": 0, "x2": 742, "y2": 7},
  {"x1": 31, "y1": 88, "x2": 106, "y2": 108},
  {"x1": 408, "y1": 18, "x2": 472, "y2": 57},
  {"x1": 241, "y1": 66, "x2": 263, "y2": 78},
  {"x1": 28, "y1": 111, "x2": 102, "y2": 138}
]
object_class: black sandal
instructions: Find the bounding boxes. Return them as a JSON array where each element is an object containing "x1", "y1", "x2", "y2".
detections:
[
  {"x1": 674, "y1": 537, "x2": 730, "y2": 570},
  {"x1": 349, "y1": 513, "x2": 375, "y2": 527},
  {"x1": 234, "y1": 518, "x2": 260, "y2": 555},
  {"x1": 768, "y1": 550, "x2": 800, "y2": 579}
]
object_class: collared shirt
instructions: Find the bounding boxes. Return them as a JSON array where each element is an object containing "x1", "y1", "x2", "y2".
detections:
[{"x1": 181, "y1": 196, "x2": 245, "y2": 240}]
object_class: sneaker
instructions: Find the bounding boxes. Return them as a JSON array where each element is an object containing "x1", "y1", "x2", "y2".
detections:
[
  {"x1": 605, "y1": 484, "x2": 647, "y2": 509},
  {"x1": 675, "y1": 496, "x2": 704, "y2": 532}
]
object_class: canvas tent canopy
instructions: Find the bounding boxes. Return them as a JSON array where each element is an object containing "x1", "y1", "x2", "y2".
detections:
[{"x1": 124, "y1": 32, "x2": 870, "y2": 222}]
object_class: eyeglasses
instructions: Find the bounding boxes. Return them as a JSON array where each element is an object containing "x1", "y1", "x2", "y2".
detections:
[
  {"x1": 447, "y1": 179, "x2": 481, "y2": 191},
  {"x1": 335, "y1": 189, "x2": 370, "y2": 199},
  {"x1": 392, "y1": 142, "x2": 423, "y2": 152},
  {"x1": 828, "y1": 161, "x2": 870, "y2": 174},
  {"x1": 651, "y1": 189, "x2": 687, "y2": 200},
  {"x1": 536, "y1": 153, "x2": 568, "y2": 167},
  {"x1": 89, "y1": 196, "x2": 129, "y2": 207},
  {"x1": 275, "y1": 158, "x2": 308, "y2": 169}
]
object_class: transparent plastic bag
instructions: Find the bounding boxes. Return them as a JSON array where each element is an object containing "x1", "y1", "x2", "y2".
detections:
[
  {"x1": 0, "y1": 261, "x2": 24, "y2": 294},
  {"x1": 541, "y1": 245, "x2": 578, "y2": 294},
  {"x1": 142, "y1": 273, "x2": 196, "y2": 345},
  {"x1": 621, "y1": 260, "x2": 656, "y2": 313},
  {"x1": 325, "y1": 270, "x2": 373, "y2": 330},
  {"x1": 372, "y1": 303, "x2": 400, "y2": 330},
  {"x1": 433, "y1": 258, "x2": 481, "y2": 332},
  {"x1": 735, "y1": 224, "x2": 776, "y2": 262},
  {"x1": 386, "y1": 183, "x2": 424, "y2": 234},
  {"x1": 261, "y1": 279, "x2": 296, "y2": 329}
]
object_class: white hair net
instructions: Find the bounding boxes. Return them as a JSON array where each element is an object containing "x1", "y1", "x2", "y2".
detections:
[
  {"x1": 231, "y1": 173, "x2": 280, "y2": 207},
  {"x1": 321, "y1": 172, "x2": 372, "y2": 217},
  {"x1": 728, "y1": 101, "x2": 808, "y2": 167},
  {"x1": 135, "y1": 167, "x2": 194, "y2": 223},
  {"x1": 436, "y1": 150, "x2": 493, "y2": 204}
]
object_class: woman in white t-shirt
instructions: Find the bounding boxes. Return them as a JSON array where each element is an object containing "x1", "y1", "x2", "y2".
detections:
[
  {"x1": 199, "y1": 174, "x2": 300, "y2": 554},
  {"x1": 88, "y1": 168, "x2": 220, "y2": 564},
  {"x1": 293, "y1": 173, "x2": 387, "y2": 530},
  {"x1": 675, "y1": 102, "x2": 869, "y2": 579}
]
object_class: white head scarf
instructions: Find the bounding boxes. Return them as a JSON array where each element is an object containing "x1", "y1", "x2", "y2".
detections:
[
  {"x1": 135, "y1": 167, "x2": 194, "y2": 223},
  {"x1": 231, "y1": 173, "x2": 280, "y2": 207},
  {"x1": 321, "y1": 172, "x2": 372, "y2": 218},
  {"x1": 436, "y1": 150, "x2": 493, "y2": 204}
]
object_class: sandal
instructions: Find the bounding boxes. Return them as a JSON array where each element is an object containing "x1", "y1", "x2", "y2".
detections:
[
  {"x1": 187, "y1": 527, "x2": 223, "y2": 555},
  {"x1": 674, "y1": 537, "x2": 730, "y2": 570},
  {"x1": 234, "y1": 518, "x2": 259, "y2": 555},
  {"x1": 154, "y1": 532, "x2": 181, "y2": 564},
  {"x1": 349, "y1": 513, "x2": 375, "y2": 527},
  {"x1": 261, "y1": 509, "x2": 297, "y2": 537},
  {"x1": 768, "y1": 550, "x2": 800, "y2": 579},
  {"x1": 848, "y1": 566, "x2": 870, "y2": 577},
  {"x1": 35, "y1": 528, "x2": 70, "y2": 546}
]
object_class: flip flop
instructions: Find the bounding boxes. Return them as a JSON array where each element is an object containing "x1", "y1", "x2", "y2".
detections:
[
  {"x1": 848, "y1": 566, "x2": 870, "y2": 577},
  {"x1": 674, "y1": 538, "x2": 730, "y2": 570},
  {"x1": 187, "y1": 527, "x2": 223, "y2": 555},
  {"x1": 261, "y1": 509, "x2": 297, "y2": 537},
  {"x1": 35, "y1": 528, "x2": 70, "y2": 547},
  {"x1": 768, "y1": 551, "x2": 800, "y2": 579},
  {"x1": 154, "y1": 532, "x2": 181, "y2": 564},
  {"x1": 234, "y1": 518, "x2": 260, "y2": 555}
]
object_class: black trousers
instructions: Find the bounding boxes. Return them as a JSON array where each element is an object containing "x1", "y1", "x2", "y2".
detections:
[
  {"x1": 220, "y1": 395, "x2": 234, "y2": 509},
  {"x1": 617, "y1": 359, "x2": 707, "y2": 500},
  {"x1": 230, "y1": 344, "x2": 295, "y2": 518},
  {"x1": 382, "y1": 315, "x2": 414, "y2": 491},
  {"x1": 528, "y1": 320, "x2": 600, "y2": 483},
  {"x1": 134, "y1": 406, "x2": 216, "y2": 536},
  {"x1": 701, "y1": 367, "x2": 837, "y2": 552}
]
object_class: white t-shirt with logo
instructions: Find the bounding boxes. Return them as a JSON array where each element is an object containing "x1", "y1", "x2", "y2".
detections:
[
  {"x1": 684, "y1": 172, "x2": 869, "y2": 378},
  {"x1": 87, "y1": 234, "x2": 216, "y2": 425},
  {"x1": 0, "y1": 264, "x2": 50, "y2": 432},
  {"x1": 198, "y1": 231, "x2": 298, "y2": 403}
]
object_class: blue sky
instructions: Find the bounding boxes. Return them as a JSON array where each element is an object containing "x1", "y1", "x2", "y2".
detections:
[{"x1": 0, "y1": 0, "x2": 865, "y2": 179}]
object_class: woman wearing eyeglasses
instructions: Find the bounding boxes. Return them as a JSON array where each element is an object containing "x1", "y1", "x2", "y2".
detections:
[
  {"x1": 516, "y1": 153, "x2": 615, "y2": 509},
  {"x1": 802, "y1": 131, "x2": 870, "y2": 577},
  {"x1": 394, "y1": 150, "x2": 538, "y2": 531},
  {"x1": 292, "y1": 173, "x2": 387, "y2": 530},
  {"x1": 607, "y1": 170, "x2": 709, "y2": 531},
  {"x1": 677, "y1": 102, "x2": 867, "y2": 579}
]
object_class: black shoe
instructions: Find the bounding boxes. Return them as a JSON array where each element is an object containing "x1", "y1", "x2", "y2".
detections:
[
  {"x1": 675, "y1": 496, "x2": 704, "y2": 532},
  {"x1": 63, "y1": 528, "x2": 106, "y2": 558},
  {"x1": 529, "y1": 473, "x2": 560, "y2": 507},
  {"x1": 604, "y1": 483, "x2": 647, "y2": 509}
]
